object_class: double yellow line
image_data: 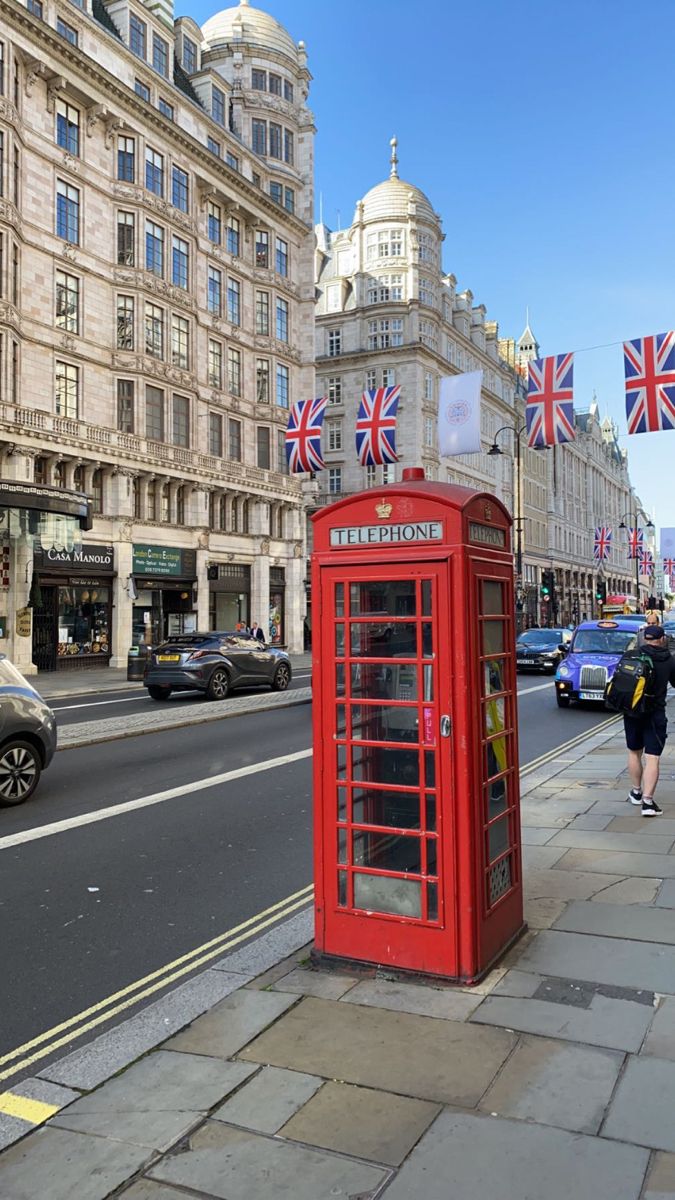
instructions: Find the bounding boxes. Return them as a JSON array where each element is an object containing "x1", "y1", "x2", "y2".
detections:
[
  {"x1": 520, "y1": 714, "x2": 620, "y2": 776},
  {"x1": 0, "y1": 882, "x2": 314, "y2": 1099}
]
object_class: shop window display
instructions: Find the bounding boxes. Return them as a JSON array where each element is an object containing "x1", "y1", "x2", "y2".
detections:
[{"x1": 58, "y1": 584, "x2": 110, "y2": 658}]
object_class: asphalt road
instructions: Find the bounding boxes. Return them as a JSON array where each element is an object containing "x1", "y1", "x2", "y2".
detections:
[{"x1": 0, "y1": 679, "x2": 614, "y2": 1086}]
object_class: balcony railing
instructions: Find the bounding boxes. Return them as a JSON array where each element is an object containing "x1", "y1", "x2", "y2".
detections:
[{"x1": 1, "y1": 403, "x2": 302, "y2": 496}]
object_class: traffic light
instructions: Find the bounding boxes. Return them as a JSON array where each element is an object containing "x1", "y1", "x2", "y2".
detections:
[
  {"x1": 648, "y1": 594, "x2": 657, "y2": 610},
  {"x1": 596, "y1": 580, "x2": 607, "y2": 603},
  {"x1": 659, "y1": 598, "x2": 666, "y2": 612},
  {"x1": 540, "y1": 570, "x2": 552, "y2": 601}
]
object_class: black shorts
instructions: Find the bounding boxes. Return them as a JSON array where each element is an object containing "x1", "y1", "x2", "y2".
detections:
[{"x1": 624, "y1": 710, "x2": 668, "y2": 756}]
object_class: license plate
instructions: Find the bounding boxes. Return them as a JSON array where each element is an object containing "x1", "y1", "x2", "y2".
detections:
[
  {"x1": 580, "y1": 690, "x2": 603, "y2": 700},
  {"x1": 516, "y1": 659, "x2": 528, "y2": 664},
  {"x1": 157, "y1": 654, "x2": 180, "y2": 662}
]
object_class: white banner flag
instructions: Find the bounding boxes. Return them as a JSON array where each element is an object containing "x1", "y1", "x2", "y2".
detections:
[{"x1": 438, "y1": 371, "x2": 483, "y2": 457}]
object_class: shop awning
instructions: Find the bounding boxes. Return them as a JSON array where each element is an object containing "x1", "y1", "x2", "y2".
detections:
[{"x1": 0, "y1": 481, "x2": 92, "y2": 527}]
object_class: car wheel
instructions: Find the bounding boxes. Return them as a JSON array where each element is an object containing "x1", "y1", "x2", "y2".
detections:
[
  {"x1": 0, "y1": 740, "x2": 41, "y2": 806},
  {"x1": 207, "y1": 668, "x2": 230, "y2": 701},
  {"x1": 272, "y1": 663, "x2": 291, "y2": 692},
  {"x1": 147, "y1": 686, "x2": 172, "y2": 701},
  {"x1": 556, "y1": 693, "x2": 571, "y2": 708}
]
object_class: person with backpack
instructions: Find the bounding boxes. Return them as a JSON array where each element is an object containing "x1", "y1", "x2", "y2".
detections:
[{"x1": 619, "y1": 625, "x2": 675, "y2": 817}]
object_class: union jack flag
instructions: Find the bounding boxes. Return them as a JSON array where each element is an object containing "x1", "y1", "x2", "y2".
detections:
[
  {"x1": 526, "y1": 353, "x2": 575, "y2": 448},
  {"x1": 355, "y1": 386, "x2": 400, "y2": 467},
  {"x1": 627, "y1": 527, "x2": 644, "y2": 559},
  {"x1": 640, "y1": 550, "x2": 655, "y2": 576},
  {"x1": 664, "y1": 558, "x2": 675, "y2": 576},
  {"x1": 624, "y1": 332, "x2": 675, "y2": 434},
  {"x1": 593, "y1": 527, "x2": 612, "y2": 561},
  {"x1": 285, "y1": 396, "x2": 328, "y2": 474}
]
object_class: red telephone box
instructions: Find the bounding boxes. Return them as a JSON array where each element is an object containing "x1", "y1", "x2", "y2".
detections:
[{"x1": 311, "y1": 469, "x2": 524, "y2": 984}]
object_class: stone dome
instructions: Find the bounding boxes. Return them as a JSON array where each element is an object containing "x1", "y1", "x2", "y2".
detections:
[
  {"x1": 201, "y1": 0, "x2": 298, "y2": 61},
  {"x1": 356, "y1": 139, "x2": 437, "y2": 226}
]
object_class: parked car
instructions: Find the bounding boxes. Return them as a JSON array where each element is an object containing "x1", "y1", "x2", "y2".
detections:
[
  {"x1": 554, "y1": 618, "x2": 638, "y2": 708},
  {"x1": 515, "y1": 628, "x2": 571, "y2": 674},
  {"x1": 0, "y1": 655, "x2": 57, "y2": 805},
  {"x1": 661, "y1": 620, "x2": 675, "y2": 652},
  {"x1": 143, "y1": 632, "x2": 292, "y2": 701}
]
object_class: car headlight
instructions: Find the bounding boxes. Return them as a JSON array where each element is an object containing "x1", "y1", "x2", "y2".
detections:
[{"x1": 558, "y1": 666, "x2": 571, "y2": 677}]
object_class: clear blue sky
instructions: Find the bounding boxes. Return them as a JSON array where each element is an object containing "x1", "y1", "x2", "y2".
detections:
[{"x1": 190, "y1": 0, "x2": 674, "y2": 535}]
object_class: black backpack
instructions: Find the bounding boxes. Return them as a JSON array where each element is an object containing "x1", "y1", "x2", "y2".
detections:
[{"x1": 605, "y1": 651, "x2": 655, "y2": 715}]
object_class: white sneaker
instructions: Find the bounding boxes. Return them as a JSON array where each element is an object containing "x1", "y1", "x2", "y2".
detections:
[
  {"x1": 642, "y1": 800, "x2": 662, "y2": 818},
  {"x1": 627, "y1": 788, "x2": 643, "y2": 806}
]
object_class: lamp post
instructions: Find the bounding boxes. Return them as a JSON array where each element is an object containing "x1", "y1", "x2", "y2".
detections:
[
  {"x1": 618, "y1": 512, "x2": 655, "y2": 610},
  {"x1": 488, "y1": 424, "x2": 527, "y2": 585}
]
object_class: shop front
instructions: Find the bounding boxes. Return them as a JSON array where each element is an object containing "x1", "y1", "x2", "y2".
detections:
[
  {"x1": 269, "y1": 566, "x2": 285, "y2": 646},
  {"x1": 132, "y1": 544, "x2": 197, "y2": 646},
  {"x1": 208, "y1": 563, "x2": 250, "y2": 631},
  {"x1": 32, "y1": 544, "x2": 115, "y2": 672}
]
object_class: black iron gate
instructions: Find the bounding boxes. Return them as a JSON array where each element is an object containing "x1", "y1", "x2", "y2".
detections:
[{"x1": 32, "y1": 587, "x2": 57, "y2": 672}]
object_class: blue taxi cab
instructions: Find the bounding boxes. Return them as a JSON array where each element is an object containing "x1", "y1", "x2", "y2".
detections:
[{"x1": 554, "y1": 618, "x2": 640, "y2": 708}]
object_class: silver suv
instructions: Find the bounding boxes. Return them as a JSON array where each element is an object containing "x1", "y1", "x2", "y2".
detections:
[{"x1": 0, "y1": 656, "x2": 57, "y2": 806}]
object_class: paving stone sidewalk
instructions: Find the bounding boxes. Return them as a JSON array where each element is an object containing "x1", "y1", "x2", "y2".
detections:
[{"x1": 4, "y1": 715, "x2": 675, "y2": 1198}]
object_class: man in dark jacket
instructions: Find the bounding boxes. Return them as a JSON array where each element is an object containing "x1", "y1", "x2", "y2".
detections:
[{"x1": 625, "y1": 624, "x2": 675, "y2": 816}]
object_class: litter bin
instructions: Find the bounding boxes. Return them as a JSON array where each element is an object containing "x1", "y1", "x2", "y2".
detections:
[{"x1": 127, "y1": 645, "x2": 149, "y2": 682}]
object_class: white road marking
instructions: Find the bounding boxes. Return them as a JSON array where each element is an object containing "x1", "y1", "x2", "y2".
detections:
[
  {"x1": 0, "y1": 749, "x2": 313, "y2": 852},
  {"x1": 51, "y1": 673, "x2": 313, "y2": 712},
  {"x1": 517, "y1": 682, "x2": 553, "y2": 696},
  {"x1": 52, "y1": 696, "x2": 147, "y2": 712}
]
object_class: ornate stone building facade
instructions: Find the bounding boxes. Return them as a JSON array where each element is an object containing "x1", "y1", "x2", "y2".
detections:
[
  {"x1": 314, "y1": 149, "x2": 648, "y2": 629},
  {"x1": 0, "y1": 0, "x2": 314, "y2": 671}
]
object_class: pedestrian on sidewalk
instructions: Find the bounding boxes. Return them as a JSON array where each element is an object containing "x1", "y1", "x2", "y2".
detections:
[
  {"x1": 625, "y1": 624, "x2": 675, "y2": 817},
  {"x1": 638, "y1": 610, "x2": 661, "y2": 647}
]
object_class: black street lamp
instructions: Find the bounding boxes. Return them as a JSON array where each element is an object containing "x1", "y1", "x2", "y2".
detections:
[
  {"x1": 618, "y1": 511, "x2": 655, "y2": 608},
  {"x1": 487, "y1": 424, "x2": 528, "y2": 585}
]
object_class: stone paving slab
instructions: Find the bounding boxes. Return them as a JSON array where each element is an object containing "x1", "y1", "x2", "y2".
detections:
[
  {"x1": 118, "y1": 1184, "x2": 195, "y2": 1200},
  {"x1": 339, "y1": 976, "x2": 483, "y2": 1021},
  {"x1": 478, "y1": 1035, "x2": 624, "y2": 1134},
  {"x1": 471, "y1": 991, "x2": 653, "y2": 1052},
  {"x1": 147, "y1": 1121, "x2": 390, "y2": 1199},
  {"x1": 524, "y1": 897, "x2": 567, "y2": 929},
  {"x1": 280, "y1": 1080, "x2": 441, "y2": 1167},
  {"x1": 604, "y1": 1056, "x2": 675, "y2": 1151},
  {"x1": 521, "y1": 827, "x2": 557, "y2": 844},
  {"x1": 212, "y1": 1065, "x2": 323, "y2": 1134},
  {"x1": 608, "y1": 817, "x2": 675, "y2": 837},
  {"x1": 164, "y1": 988, "x2": 298, "y2": 1060},
  {"x1": 271, "y1": 965, "x2": 357, "y2": 1000},
  {"x1": 50, "y1": 1051, "x2": 257, "y2": 1152},
  {"x1": 522, "y1": 845, "x2": 568, "y2": 869},
  {"x1": 641, "y1": 998, "x2": 675, "y2": 1061},
  {"x1": 554, "y1": 899, "x2": 675, "y2": 943},
  {"x1": 523, "y1": 867, "x2": 625, "y2": 900},
  {"x1": 547, "y1": 829, "x2": 673, "y2": 854},
  {"x1": 0, "y1": 1126, "x2": 151, "y2": 1200},
  {"x1": 382, "y1": 1109, "x2": 649, "y2": 1200},
  {"x1": 39, "y1": 968, "x2": 249, "y2": 1092},
  {"x1": 556, "y1": 849, "x2": 675, "y2": 878},
  {"x1": 238, "y1": 995, "x2": 516, "y2": 1106},
  {"x1": 492, "y1": 969, "x2": 543, "y2": 998},
  {"x1": 592, "y1": 878, "x2": 661, "y2": 904},
  {"x1": 643, "y1": 1152, "x2": 675, "y2": 1199},
  {"x1": 655, "y1": 879, "x2": 675, "y2": 908},
  {"x1": 568, "y1": 813, "x2": 616, "y2": 830},
  {"x1": 517, "y1": 929, "x2": 675, "y2": 993}
]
